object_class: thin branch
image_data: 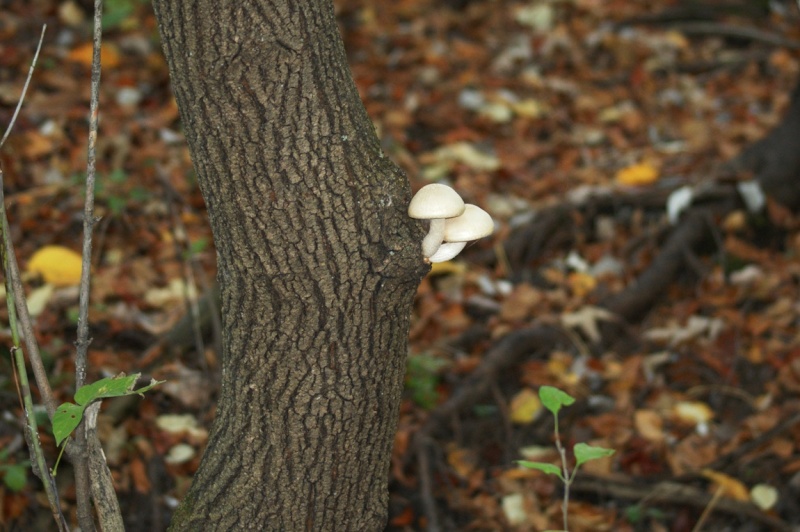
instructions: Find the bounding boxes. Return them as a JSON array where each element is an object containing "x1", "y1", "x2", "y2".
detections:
[
  {"x1": 0, "y1": 26, "x2": 46, "y2": 149},
  {"x1": 85, "y1": 403, "x2": 124, "y2": 531},
  {"x1": 73, "y1": 1, "x2": 105, "y2": 529},
  {"x1": 1, "y1": 192, "x2": 68, "y2": 532},
  {"x1": 75, "y1": 0, "x2": 103, "y2": 390}
]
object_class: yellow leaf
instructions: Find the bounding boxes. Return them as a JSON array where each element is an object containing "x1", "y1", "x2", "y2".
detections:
[
  {"x1": 567, "y1": 271, "x2": 596, "y2": 297},
  {"x1": 615, "y1": 162, "x2": 659, "y2": 186},
  {"x1": 428, "y1": 261, "x2": 466, "y2": 276},
  {"x1": 510, "y1": 388, "x2": 542, "y2": 425},
  {"x1": 27, "y1": 245, "x2": 83, "y2": 287},
  {"x1": 673, "y1": 401, "x2": 714, "y2": 426},
  {"x1": 701, "y1": 469, "x2": 750, "y2": 501}
]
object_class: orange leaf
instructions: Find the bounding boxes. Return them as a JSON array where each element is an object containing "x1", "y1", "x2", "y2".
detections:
[
  {"x1": 615, "y1": 162, "x2": 659, "y2": 186},
  {"x1": 634, "y1": 409, "x2": 665, "y2": 443},
  {"x1": 67, "y1": 42, "x2": 122, "y2": 68},
  {"x1": 129, "y1": 457, "x2": 152, "y2": 494},
  {"x1": 701, "y1": 469, "x2": 749, "y2": 501}
]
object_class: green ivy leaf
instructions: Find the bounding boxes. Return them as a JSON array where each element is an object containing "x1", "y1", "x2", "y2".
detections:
[
  {"x1": 53, "y1": 402, "x2": 85, "y2": 446},
  {"x1": 516, "y1": 460, "x2": 564, "y2": 481},
  {"x1": 573, "y1": 442, "x2": 615, "y2": 467},
  {"x1": 539, "y1": 386, "x2": 575, "y2": 416}
]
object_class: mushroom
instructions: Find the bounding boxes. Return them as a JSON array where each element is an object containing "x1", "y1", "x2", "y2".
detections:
[
  {"x1": 427, "y1": 204, "x2": 494, "y2": 263},
  {"x1": 426, "y1": 242, "x2": 467, "y2": 263},
  {"x1": 408, "y1": 184, "x2": 465, "y2": 259}
]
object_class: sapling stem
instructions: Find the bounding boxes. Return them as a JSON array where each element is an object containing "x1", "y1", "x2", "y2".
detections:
[{"x1": 553, "y1": 415, "x2": 570, "y2": 532}]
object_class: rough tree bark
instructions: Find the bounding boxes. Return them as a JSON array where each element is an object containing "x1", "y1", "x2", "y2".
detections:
[{"x1": 152, "y1": 0, "x2": 427, "y2": 529}]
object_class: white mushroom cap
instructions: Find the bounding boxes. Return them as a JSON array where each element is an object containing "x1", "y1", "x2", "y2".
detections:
[
  {"x1": 443, "y1": 204, "x2": 494, "y2": 242},
  {"x1": 408, "y1": 184, "x2": 465, "y2": 219},
  {"x1": 409, "y1": 184, "x2": 466, "y2": 259},
  {"x1": 427, "y1": 242, "x2": 467, "y2": 263}
]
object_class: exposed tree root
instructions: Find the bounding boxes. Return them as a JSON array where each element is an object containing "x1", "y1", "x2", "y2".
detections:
[{"x1": 571, "y1": 475, "x2": 792, "y2": 531}]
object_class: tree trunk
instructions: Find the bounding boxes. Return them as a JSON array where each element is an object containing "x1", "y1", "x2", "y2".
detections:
[{"x1": 152, "y1": 1, "x2": 426, "y2": 529}]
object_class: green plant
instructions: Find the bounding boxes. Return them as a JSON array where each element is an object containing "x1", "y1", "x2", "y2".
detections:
[
  {"x1": 517, "y1": 386, "x2": 615, "y2": 532},
  {"x1": 51, "y1": 373, "x2": 162, "y2": 474}
]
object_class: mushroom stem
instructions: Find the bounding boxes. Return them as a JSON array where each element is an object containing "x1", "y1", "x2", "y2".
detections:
[{"x1": 421, "y1": 218, "x2": 446, "y2": 258}]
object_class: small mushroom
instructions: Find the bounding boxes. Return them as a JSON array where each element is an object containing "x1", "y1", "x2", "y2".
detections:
[
  {"x1": 408, "y1": 184, "x2": 465, "y2": 259},
  {"x1": 427, "y1": 242, "x2": 467, "y2": 263},
  {"x1": 428, "y1": 204, "x2": 494, "y2": 263},
  {"x1": 443, "y1": 204, "x2": 494, "y2": 243}
]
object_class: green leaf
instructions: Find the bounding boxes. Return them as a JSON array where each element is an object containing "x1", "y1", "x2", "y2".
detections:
[
  {"x1": 55, "y1": 375, "x2": 163, "y2": 447},
  {"x1": 75, "y1": 374, "x2": 139, "y2": 405},
  {"x1": 53, "y1": 402, "x2": 86, "y2": 446},
  {"x1": 74, "y1": 374, "x2": 163, "y2": 405},
  {"x1": 539, "y1": 386, "x2": 575, "y2": 416},
  {"x1": 2, "y1": 463, "x2": 28, "y2": 491},
  {"x1": 133, "y1": 379, "x2": 162, "y2": 396},
  {"x1": 573, "y1": 442, "x2": 615, "y2": 467},
  {"x1": 516, "y1": 460, "x2": 564, "y2": 480}
]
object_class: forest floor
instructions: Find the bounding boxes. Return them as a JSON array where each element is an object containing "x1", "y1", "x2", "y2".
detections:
[{"x1": 2, "y1": 0, "x2": 800, "y2": 531}]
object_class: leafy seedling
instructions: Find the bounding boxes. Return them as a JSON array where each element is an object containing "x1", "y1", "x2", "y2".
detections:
[
  {"x1": 52, "y1": 373, "x2": 162, "y2": 473},
  {"x1": 517, "y1": 386, "x2": 615, "y2": 532}
]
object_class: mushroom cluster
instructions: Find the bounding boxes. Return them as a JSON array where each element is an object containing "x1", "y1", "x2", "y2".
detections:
[{"x1": 408, "y1": 184, "x2": 494, "y2": 263}]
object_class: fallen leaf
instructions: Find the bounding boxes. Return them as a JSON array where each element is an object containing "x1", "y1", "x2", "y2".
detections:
[
  {"x1": 701, "y1": 469, "x2": 749, "y2": 501},
  {"x1": 129, "y1": 456, "x2": 151, "y2": 494},
  {"x1": 501, "y1": 493, "x2": 527, "y2": 526},
  {"x1": 26, "y1": 283, "x2": 55, "y2": 317},
  {"x1": 615, "y1": 162, "x2": 658, "y2": 186},
  {"x1": 155, "y1": 414, "x2": 208, "y2": 441},
  {"x1": 27, "y1": 245, "x2": 83, "y2": 287},
  {"x1": 750, "y1": 484, "x2": 778, "y2": 510},
  {"x1": 634, "y1": 409, "x2": 665, "y2": 443},
  {"x1": 560, "y1": 306, "x2": 616, "y2": 343},
  {"x1": 567, "y1": 271, "x2": 596, "y2": 297},
  {"x1": 446, "y1": 444, "x2": 478, "y2": 480},
  {"x1": 673, "y1": 401, "x2": 714, "y2": 426},
  {"x1": 67, "y1": 42, "x2": 122, "y2": 68},
  {"x1": 165, "y1": 443, "x2": 196, "y2": 465},
  {"x1": 509, "y1": 388, "x2": 542, "y2": 425}
]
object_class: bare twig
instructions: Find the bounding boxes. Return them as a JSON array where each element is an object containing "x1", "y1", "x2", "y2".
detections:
[
  {"x1": 84, "y1": 403, "x2": 125, "y2": 531},
  {"x1": 2, "y1": 200, "x2": 68, "y2": 532},
  {"x1": 415, "y1": 437, "x2": 441, "y2": 532},
  {"x1": 692, "y1": 485, "x2": 724, "y2": 532},
  {"x1": 0, "y1": 26, "x2": 46, "y2": 149},
  {"x1": 73, "y1": 0, "x2": 105, "y2": 529},
  {"x1": 0, "y1": 26, "x2": 68, "y2": 529}
]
